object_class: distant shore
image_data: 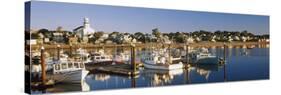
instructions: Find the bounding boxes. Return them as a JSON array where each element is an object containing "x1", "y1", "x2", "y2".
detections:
[{"x1": 28, "y1": 41, "x2": 269, "y2": 50}]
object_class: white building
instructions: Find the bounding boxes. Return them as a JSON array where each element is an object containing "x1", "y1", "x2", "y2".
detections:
[{"x1": 73, "y1": 18, "x2": 95, "y2": 38}]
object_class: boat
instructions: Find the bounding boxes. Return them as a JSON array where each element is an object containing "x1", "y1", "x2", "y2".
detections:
[
  {"x1": 88, "y1": 50, "x2": 112, "y2": 64},
  {"x1": 73, "y1": 48, "x2": 92, "y2": 63},
  {"x1": 52, "y1": 60, "x2": 89, "y2": 83},
  {"x1": 113, "y1": 52, "x2": 130, "y2": 64},
  {"x1": 143, "y1": 69, "x2": 183, "y2": 86},
  {"x1": 189, "y1": 48, "x2": 219, "y2": 65},
  {"x1": 141, "y1": 50, "x2": 183, "y2": 70}
]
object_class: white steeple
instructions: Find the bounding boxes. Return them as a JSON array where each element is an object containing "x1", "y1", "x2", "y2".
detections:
[
  {"x1": 84, "y1": 17, "x2": 90, "y2": 28},
  {"x1": 73, "y1": 17, "x2": 96, "y2": 38},
  {"x1": 82, "y1": 17, "x2": 95, "y2": 35}
]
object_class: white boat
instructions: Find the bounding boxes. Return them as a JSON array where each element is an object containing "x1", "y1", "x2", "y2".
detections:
[
  {"x1": 189, "y1": 48, "x2": 219, "y2": 65},
  {"x1": 113, "y1": 52, "x2": 130, "y2": 64},
  {"x1": 52, "y1": 61, "x2": 89, "y2": 83},
  {"x1": 141, "y1": 51, "x2": 183, "y2": 70},
  {"x1": 73, "y1": 48, "x2": 92, "y2": 63},
  {"x1": 88, "y1": 50, "x2": 112, "y2": 64}
]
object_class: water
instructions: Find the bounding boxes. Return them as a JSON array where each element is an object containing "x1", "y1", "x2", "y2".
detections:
[{"x1": 30, "y1": 46, "x2": 269, "y2": 93}]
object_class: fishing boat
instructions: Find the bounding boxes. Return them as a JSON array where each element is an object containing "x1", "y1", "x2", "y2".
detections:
[
  {"x1": 113, "y1": 52, "x2": 130, "y2": 64},
  {"x1": 73, "y1": 48, "x2": 92, "y2": 63},
  {"x1": 141, "y1": 51, "x2": 183, "y2": 70},
  {"x1": 52, "y1": 60, "x2": 89, "y2": 83},
  {"x1": 189, "y1": 48, "x2": 219, "y2": 65},
  {"x1": 88, "y1": 50, "x2": 112, "y2": 64}
]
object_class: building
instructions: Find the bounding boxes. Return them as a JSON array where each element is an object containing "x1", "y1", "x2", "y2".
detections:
[
  {"x1": 68, "y1": 35, "x2": 78, "y2": 45},
  {"x1": 52, "y1": 32, "x2": 65, "y2": 43},
  {"x1": 26, "y1": 39, "x2": 37, "y2": 45},
  {"x1": 73, "y1": 18, "x2": 95, "y2": 39}
]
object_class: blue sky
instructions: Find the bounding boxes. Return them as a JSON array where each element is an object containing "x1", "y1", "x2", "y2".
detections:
[{"x1": 28, "y1": 1, "x2": 269, "y2": 35}]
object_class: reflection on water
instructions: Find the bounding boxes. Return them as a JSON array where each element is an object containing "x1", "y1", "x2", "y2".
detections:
[
  {"x1": 31, "y1": 79, "x2": 90, "y2": 94},
  {"x1": 31, "y1": 45, "x2": 269, "y2": 93}
]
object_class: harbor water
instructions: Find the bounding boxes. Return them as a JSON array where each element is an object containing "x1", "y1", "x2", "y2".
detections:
[{"x1": 31, "y1": 45, "x2": 269, "y2": 93}]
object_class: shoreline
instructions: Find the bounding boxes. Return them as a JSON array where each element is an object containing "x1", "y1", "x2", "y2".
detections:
[{"x1": 28, "y1": 41, "x2": 269, "y2": 50}]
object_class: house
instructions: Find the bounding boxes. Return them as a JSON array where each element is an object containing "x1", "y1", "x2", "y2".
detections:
[
  {"x1": 26, "y1": 39, "x2": 37, "y2": 45},
  {"x1": 187, "y1": 37, "x2": 195, "y2": 43},
  {"x1": 52, "y1": 32, "x2": 65, "y2": 43},
  {"x1": 68, "y1": 35, "x2": 78, "y2": 45}
]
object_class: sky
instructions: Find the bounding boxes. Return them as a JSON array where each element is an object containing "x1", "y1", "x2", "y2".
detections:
[{"x1": 27, "y1": 1, "x2": 269, "y2": 35}]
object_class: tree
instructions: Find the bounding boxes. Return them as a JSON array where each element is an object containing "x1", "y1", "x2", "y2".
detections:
[
  {"x1": 94, "y1": 31, "x2": 104, "y2": 39},
  {"x1": 38, "y1": 28, "x2": 53, "y2": 38},
  {"x1": 152, "y1": 28, "x2": 161, "y2": 38},
  {"x1": 31, "y1": 33, "x2": 40, "y2": 39},
  {"x1": 134, "y1": 32, "x2": 145, "y2": 43}
]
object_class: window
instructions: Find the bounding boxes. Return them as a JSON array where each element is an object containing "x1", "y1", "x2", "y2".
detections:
[
  {"x1": 74, "y1": 63, "x2": 79, "y2": 68},
  {"x1": 62, "y1": 63, "x2": 67, "y2": 69},
  {"x1": 68, "y1": 63, "x2": 73, "y2": 68},
  {"x1": 80, "y1": 63, "x2": 84, "y2": 68},
  {"x1": 101, "y1": 56, "x2": 105, "y2": 59},
  {"x1": 55, "y1": 64, "x2": 60, "y2": 70}
]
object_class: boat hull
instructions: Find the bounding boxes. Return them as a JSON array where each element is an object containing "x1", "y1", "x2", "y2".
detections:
[
  {"x1": 53, "y1": 69, "x2": 89, "y2": 83},
  {"x1": 143, "y1": 62, "x2": 183, "y2": 70},
  {"x1": 194, "y1": 57, "x2": 218, "y2": 65}
]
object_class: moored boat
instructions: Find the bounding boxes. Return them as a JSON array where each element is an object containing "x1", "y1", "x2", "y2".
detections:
[
  {"x1": 141, "y1": 50, "x2": 183, "y2": 70},
  {"x1": 189, "y1": 48, "x2": 219, "y2": 65},
  {"x1": 88, "y1": 50, "x2": 112, "y2": 64},
  {"x1": 52, "y1": 61, "x2": 89, "y2": 83}
]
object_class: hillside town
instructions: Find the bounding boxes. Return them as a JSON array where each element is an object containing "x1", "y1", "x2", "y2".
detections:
[{"x1": 25, "y1": 18, "x2": 269, "y2": 45}]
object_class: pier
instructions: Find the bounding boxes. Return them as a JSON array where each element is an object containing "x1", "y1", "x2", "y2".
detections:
[{"x1": 85, "y1": 64, "x2": 140, "y2": 77}]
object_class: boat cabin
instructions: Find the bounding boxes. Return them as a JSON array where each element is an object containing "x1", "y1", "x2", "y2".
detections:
[{"x1": 53, "y1": 62, "x2": 85, "y2": 74}]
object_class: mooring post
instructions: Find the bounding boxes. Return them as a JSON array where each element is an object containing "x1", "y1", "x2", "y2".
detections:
[
  {"x1": 57, "y1": 45, "x2": 60, "y2": 60},
  {"x1": 168, "y1": 44, "x2": 171, "y2": 64},
  {"x1": 131, "y1": 44, "x2": 136, "y2": 73},
  {"x1": 69, "y1": 44, "x2": 72, "y2": 56},
  {"x1": 186, "y1": 44, "x2": 189, "y2": 64},
  {"x1": 40, "y1": 46, "x2": 46, "y2": 85},
  {"x1": 223, "y1": 43, "x2": 227, "y2": 61},
  {"x1": 224, "y1": 64, "x2": 227, "y2": 82}
]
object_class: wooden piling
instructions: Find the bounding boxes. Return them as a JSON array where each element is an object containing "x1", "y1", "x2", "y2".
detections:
[
  {"x1": 131, "y1": 44, "x2": 136, "y2": 73},
  {"x1": 40, "y1": 46, "x2": 46, "y2": 85},
  {"x1": 224, "y1": 64, "x2": 227, "y2": 82},
  {"x1": 168, "y1": 44, "x2": 171, "y2": 64},
  {"x1": 223, "y1": 43, "x2": 227, "y2": 61},
  {"x1": 186, "y1": 45, "x2": 189, "y2": 64},
  {"x1": 57, "y1": 45, "x2": 61, "y2": 60},
  {"x1": 70, "y1": 44, "x2": 72, "y2": 57}
]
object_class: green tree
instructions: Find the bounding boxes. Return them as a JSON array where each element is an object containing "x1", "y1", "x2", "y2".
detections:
[{"x1": 152, "y1": 28, "x2": 161, "y2": 38}]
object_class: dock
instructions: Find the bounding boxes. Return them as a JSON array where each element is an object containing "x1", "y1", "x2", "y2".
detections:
[{"x1": 86, "y1": 63, "x2": 140, "y2": 77}]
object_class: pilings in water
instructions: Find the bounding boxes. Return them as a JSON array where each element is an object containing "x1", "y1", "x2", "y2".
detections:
[
  {"x1": 40, "y1": 47, "x2": 46, "y2": 85},
  {"x1": 168, "y1": 44, "x2": 171, "y2": 64},
  {"x1": 57, "y1": 45, "x2": 61, "y2": 60},
  {"x1": 70, "y1": 44, "x2": 72, "y2": 57},
  {"x1": 224, "y1": 43, "x2": 227, "y2": 61},
  {"x1": 185, "y1": 44, "x2": 189, "y2": 64},
  {"x1": 223, "y1": 43, "x2": 227, "y2": 81},
  {"x1": 31, "y1": 46, "x2": 55, "y2": 88},
  {"x1": 130, "y1": 44, "x2": 137, "y2": 75}
]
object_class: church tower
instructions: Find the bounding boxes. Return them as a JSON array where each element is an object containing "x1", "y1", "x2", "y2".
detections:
[{"x1": 84, "y1": 18, "x2": 90, "y2": 28}]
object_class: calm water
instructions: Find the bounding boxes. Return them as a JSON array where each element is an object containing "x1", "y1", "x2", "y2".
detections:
[{"x1": 31, "y1": 46, "x2": 269, "y2": 93}]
